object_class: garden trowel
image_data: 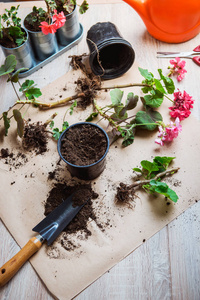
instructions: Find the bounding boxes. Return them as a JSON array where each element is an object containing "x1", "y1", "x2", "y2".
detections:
[{"x1": 0, "y1": 193, "x2": 87, "y2": 287}]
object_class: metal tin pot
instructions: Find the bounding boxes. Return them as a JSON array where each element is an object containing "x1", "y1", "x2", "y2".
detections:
[
  {"x1": 57, "y1": 122, "x2": 110, "y2": 180},
  {"x1": 86, "y1": 22, "x2": 135, "y2": 79},
  {"x1": 56, "y1": 6, "x2": 80, "y2": 46},
  {"x1": 0, "y1": 28, "x2": 34, "y2": 70},
  {"x1": 24, "y1": 15, "x2": 58, "y2": 61}
]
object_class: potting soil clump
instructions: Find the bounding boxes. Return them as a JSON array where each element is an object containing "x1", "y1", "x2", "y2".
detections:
[
  {"x1": 44, "y1": 183, "x2": 103, "y2": 251},
  {"x1": 61, "y1": 124, "x2": 107, "y2": 166},
  {"x1": 22, "y1": 122, "x2": 48, "y2": 155}
]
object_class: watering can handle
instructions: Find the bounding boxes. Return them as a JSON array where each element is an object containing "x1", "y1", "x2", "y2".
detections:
[{"x1": 0, "y1": 236, "x2": 42, "y2": 287}]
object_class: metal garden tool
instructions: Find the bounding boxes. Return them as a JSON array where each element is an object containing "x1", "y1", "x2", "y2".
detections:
[
  {"x1": 0, "y1": 193, "x2": 87, "y2": 287},
  {"x1": 157, "y1": 45, "x2": 200, "y2": 66}
]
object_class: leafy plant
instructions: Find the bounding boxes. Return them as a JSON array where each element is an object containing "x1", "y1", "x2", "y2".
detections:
[
  {"x1": 50, "y1": 120, "x2": 69, "y2": 140},
  {"x1": 0, "y1": 55, "x2": 42, "y2": 137},
  {"x1": 133, "y1": 156, "x2": 179, "y2": 202},
  {"x1": 0, "y1": 5, "x2": 26, "y2": 47},
  {"x1": 85, "y1": 67, "x2": 176, "y2": 147},
  {"x1": 57, "y1": 0, "x2": 89, "y2": 14}
]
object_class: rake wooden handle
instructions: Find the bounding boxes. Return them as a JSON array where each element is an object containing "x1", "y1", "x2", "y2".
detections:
[{"x1": 0, "y1": 236, "x2": 43, "y2": 287}]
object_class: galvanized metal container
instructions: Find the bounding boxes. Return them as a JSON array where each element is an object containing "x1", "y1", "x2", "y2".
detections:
[
  {"x1": 56, "y1": 6, "x2": 80, "y2": 46},
  {"x1": 25, "y1": 28, "x2": 58, "y2": 61},
  {"x1": 1, "y1": 29, "x2": 34, "y2": 70}
]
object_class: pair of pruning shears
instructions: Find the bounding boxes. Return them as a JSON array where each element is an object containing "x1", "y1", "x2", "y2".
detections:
[{"x1": 157, "y1": 45, "x2": 200, "y2": 66}]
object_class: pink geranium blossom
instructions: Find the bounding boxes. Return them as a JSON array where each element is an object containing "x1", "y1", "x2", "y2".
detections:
[
  {"x1": 155, "y1": 118, "x2": 182, "y2": 146},
  {"x1": 168, "y1": 57, "x2": 187, "y2": 81},
  {"x1": 169, "y1": 90, "x2": 194, "y2": 121},
  {"x1": 52, "y1": 10, "x2": 66, "y2": 29},
  {"x1": 40, "y1": 22, "x2": 57, "y2": 35}
]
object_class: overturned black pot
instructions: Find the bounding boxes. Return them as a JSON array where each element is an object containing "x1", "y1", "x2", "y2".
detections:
[
  {"x1": 86, "y1": 22, "x2": 135, "y2": 79},
  {"x1": 57, "y1": 122, "x2": 110, "y2": 180}
]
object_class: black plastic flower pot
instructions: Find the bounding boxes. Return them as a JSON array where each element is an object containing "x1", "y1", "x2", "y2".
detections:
[
  {"x1": 86, "y1": 22, "x2": 135, "y2": 79},
  {"x1": 57, "y1": 122, "x2": 110, "y2": 180}
]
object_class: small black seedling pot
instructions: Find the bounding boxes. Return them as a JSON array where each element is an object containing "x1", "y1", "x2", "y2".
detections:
[
  {"x1": 57, "y1": 122, "x2": 110, "y2": 180},
  {"x1": 86, "y1": 22, "x2": 135, "y2": 79}
]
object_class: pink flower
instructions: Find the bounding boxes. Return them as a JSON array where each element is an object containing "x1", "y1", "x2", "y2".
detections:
[
  {"x1": 168, "y1": 57, "x2": 187, "y2": 81},
  {"x1": 40, "y1": 22, "x2": 57, "y2": 35},
  {"x1": 169, "y1": 90, "x2": 194, "y2": 121},
  {"x1": 155, "y1": 118, "x2": 182, "y2": 146},
  {"x1": 52, "y1": 10, "x2": 66, "y2": 29}
]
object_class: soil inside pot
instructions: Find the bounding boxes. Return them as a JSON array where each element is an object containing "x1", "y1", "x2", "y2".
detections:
[
  {"x1": 24, "y1": 12, "x2": 50, "y2": 32},
  {"x1": 61, "y1": 124, "x2": 108, "y2": 166},
  {"x1": 0, "y1": 28, "x2": 26, "y2": 48}
]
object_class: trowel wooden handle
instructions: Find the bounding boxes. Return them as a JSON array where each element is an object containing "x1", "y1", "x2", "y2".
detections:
[{"x1": 0, "y1": 236, "x2": 42, "y2": 287}]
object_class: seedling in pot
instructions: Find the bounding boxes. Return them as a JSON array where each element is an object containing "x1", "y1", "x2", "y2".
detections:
[{"x1": 0, "y1": 5, "x2": 26, "y2": 48}]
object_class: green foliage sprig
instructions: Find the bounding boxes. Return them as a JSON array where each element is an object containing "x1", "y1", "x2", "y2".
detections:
[
  {"x1": 86, "y1": 67, "x2": 175, "y2": 146},
  {"x1": 0, "y1": 5, "x2": 26, "y2": 47},
  {"x1": 132, "y1": 156, "x2": 179, "y2": 202}
]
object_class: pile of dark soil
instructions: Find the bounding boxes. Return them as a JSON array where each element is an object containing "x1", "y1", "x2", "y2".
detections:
[
  {"x1": 44, "y1": 183, "x2": 100, "y2": 244},
  {"x1": 22, "y1": 122, "x2": 48, "y2": 155},
  {"x1": 24, "y1": 12, "x2": 50, "y2": 32},
  {"x1": 60, "y1": 124, "x2": 107, "y2": 166}
]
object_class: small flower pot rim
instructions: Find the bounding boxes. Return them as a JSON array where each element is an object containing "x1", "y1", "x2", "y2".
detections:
[{"x1": 57, "y1": 122, "x2": 110, "y2": 169}]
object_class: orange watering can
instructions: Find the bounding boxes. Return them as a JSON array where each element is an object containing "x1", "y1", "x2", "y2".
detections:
[{"x1": 123, "y1": 0, "x2": 200, "y2": 43}]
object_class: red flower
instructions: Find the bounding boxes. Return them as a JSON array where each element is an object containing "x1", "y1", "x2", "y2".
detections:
[
  {"x1": 169, "y1": 90, "x2": 194, "y2": 121},
  {"x1": 40, "y1": 22, "x2": 57, "y2": 35},
  {"x1": 52, "y1": 10, "x2": 66, "y2": 29}
]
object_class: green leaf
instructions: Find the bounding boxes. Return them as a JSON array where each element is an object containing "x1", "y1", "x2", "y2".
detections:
[
  {"x1": 125, "y1": 93, "x2": 138, "y2": 110},
  {"x1": 0, "y1": 55, "x2": 17, "y2": 76},
  {"x1": 141, "y1": 160, "x2": 159, "y2": 178},
  {"x1": 120, "y1": 125, "x2": 135, "y2": 147},
  {"x1": 69, "y1": 100, "x2": 77, "y2": 115},
  {"x1": 154, "y1": 78, "x2": 166, "y2": 94},
  {"x1": 133, "y1": 167, "x2": 142, "y2": 173},
  {"x1": 25, "y1": 88, "x2": 42, "y2": 100},
  {"x1": 7, "y1": 68, "x2": 28, "y2": 83},
  {"x1": 20, "y1": 79, "x2": 35, "y2": 91},
  {"x1": 52, "y1": 128, "x2": 61, "y2": 140},
  {"x1": 3, "y1": 112, "x2": 10, "y2": 136},
  {"x1": 148, "y1": 180, "x2": 178, "y2": 202},
  {"x1": 49, "y1": 120, "x2": 54, "y2": 129},
  {"x1": 13, "y1": 109, "x2": 24, "y2": 137},
  {"x1": 86, "y1": 112, "x2": 99, "y2": 122},
  {"x1": 79, "y1": 0, "x2": 89, "y2": 14},
  {"x1": 110, "y1": 89, "x2": 123, "y2": 106},
  {"x1": 158, "y1": 69, "x2": 175, "y2": 94},
  {"x1": 138, "y1": 67, "x2": 153, "y2": 81},
  {"x1": 135, "y1": 110, "x2": 162, "y2": 131},
  {"x1": 153, "y1": 156, "x2": 175, "y2": 169},
  {"x1": 143, "y1": 91, "x2": 164, "y2": 108},
  {"x1": 62, "y1": 121, "x2": 69, "y2": 131}
]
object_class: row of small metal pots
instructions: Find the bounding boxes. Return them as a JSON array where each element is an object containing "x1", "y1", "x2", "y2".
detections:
[{"x1": 0, "y1": 6, "x2": 80, "y2": 70}]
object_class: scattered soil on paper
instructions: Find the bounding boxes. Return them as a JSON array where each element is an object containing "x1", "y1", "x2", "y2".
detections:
[
  {"x1": 60, "y1": 123, "x2": 107, "y2": 166},
  {"x1": 0, "y1": 148, "x2": 28, "y2": 169},
  {"x1": 44, "y1": 182, "x2": 102, "y2": 252},
  {"x1": 22, "y1": 122, "x2": 48, "y2": 155}
]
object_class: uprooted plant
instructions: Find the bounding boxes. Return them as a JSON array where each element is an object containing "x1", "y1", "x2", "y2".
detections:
[
  {"x1": 116, "y1": 156, "x2": 179, "y2": 206},
  {"x1": 0, "y1": 54, "x2": 194, "y2": 147}
]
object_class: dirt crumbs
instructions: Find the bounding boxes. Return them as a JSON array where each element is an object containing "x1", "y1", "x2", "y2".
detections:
[
  {"x1": 69, "y1": 54, "x2": 101, "y2": 109},
  {"x1": 44, "y1": 183, "x2": 104, "y2": 252},
  {"x1": 0, "y1": 148, "x2": 28, "y2": 169},
  {"x1": 22, "y1": 122, "x2": 48, "y2": 155},
  {"x1": 60, "y1": 124, "x2": 107, "y2": 166}
]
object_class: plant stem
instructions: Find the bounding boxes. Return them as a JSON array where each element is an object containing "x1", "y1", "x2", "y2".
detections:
[
  {"x1": 129, "y1": 167, "x2": 179, "y2": 189},
  {"x1": 99, "y1": 83, "x2": 148, "y2": 90},
  {"x1": 94, "y1": 101, "x2": 120, "y2": 131}
]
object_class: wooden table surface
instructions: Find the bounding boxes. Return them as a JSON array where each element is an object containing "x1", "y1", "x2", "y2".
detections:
[{"x1": 0, "y1": 1, "x2": 200, "y2": 299}]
